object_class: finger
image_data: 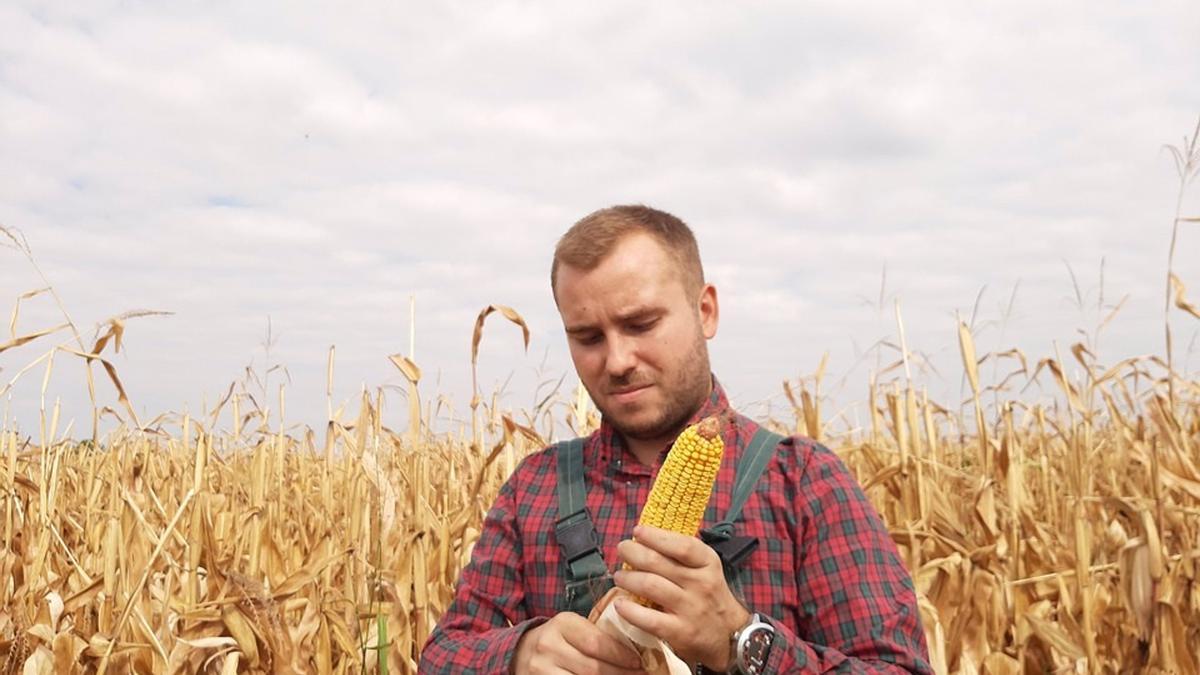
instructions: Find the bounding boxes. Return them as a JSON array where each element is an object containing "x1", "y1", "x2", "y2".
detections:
[
  {"x1": 613, "y1": 569, "x2": 684, "y2": 609},
  {"x1": 616, "y1": 538, "x2": 679, "y2": 578},
  {"x1": 612, "y1": 594, "x2": 678, "y2": 644},
  {"x1": 559, "y1": 616, "x2": 644, "y2": 671},
  {"x1": 527, "y1": 628, "x2": 582, "y2": 675},
  {"x1": 631, "y1": 525, "x2": 713, "y2": 569},
  {"x1": 589, "y1": 636, "x2": 646, "y2": 674},
  {"x1": 558, "y1": 644, "x2": 643, "y2": 675}
]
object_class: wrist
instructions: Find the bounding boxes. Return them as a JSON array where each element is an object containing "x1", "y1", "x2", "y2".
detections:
[
  {"x1": 510, "y1": 619, "x2": 546, "y2": 675},
  {"x1": 712, "y1": 604, "x2": 752, "y2": 671}
]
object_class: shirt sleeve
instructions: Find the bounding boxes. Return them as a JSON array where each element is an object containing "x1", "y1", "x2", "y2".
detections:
[
  {"x1": 763, "y1": 442, "x2": 933, "y2": 673},
  {"x1": 419, "y1": 473, "x2": 546, "y2": 674}
]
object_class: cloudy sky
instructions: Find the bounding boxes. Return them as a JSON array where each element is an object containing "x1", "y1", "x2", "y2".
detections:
[{"x1": 1, "y1": 1, "x2": 1198, "y2": 439}]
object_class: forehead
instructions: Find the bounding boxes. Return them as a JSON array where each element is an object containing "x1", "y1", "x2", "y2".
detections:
[{"x1": 554, "y1": 233, "x2": 688, "y2": 320}]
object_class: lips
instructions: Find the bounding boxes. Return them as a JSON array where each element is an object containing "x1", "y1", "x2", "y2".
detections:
[{"x1": 610, "y1": 384, "x2": 651, "y2": 403}]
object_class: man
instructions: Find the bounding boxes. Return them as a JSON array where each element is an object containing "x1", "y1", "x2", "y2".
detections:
[{"x1": 421, "y1": 206, "x2": 931, "y2": 673}]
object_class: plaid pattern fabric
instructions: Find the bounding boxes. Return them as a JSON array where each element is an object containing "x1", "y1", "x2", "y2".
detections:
[{"x1": 420, "y1": 380, "x2": 932, "y2": 673}]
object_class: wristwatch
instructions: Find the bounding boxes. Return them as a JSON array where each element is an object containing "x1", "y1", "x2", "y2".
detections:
[{"x1": 726, "y1": 613, "x2": 775, "y2": 675}]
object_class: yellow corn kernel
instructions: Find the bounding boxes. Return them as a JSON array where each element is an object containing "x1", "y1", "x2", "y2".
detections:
[{"x1": 626, "y1": 416, "x2": 725, "y2": 604}]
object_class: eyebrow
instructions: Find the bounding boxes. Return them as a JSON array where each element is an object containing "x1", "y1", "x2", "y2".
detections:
[
  {"x1": 619, "y1": 307, "x2": 662, "y2": 323},
  {"x1": 565, "y1": 307, "x2": 662, "y2": 335}
]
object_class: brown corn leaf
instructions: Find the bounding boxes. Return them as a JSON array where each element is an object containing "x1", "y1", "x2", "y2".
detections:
[
  {"x1": 1025, "y1": 614, "x2": 1085, "y2": 661},
  {"x1": 91, "y1": 318, "x2": 125, "y2": 355},
  {"x1": 62, "y1": 578, "x2": 103, "y2": 614},
  {"x1": 1069, "y1": 342, "x2": 1095, "y2": 373},
  {"x1": 324, "y1": 612, "x2": 358, "y2": 658},
  {"x1": 957, "y1": 321, "x2": 981, "y2": 396},
  {"x1": 52, "y1": 632, "x2": 87, "y2": 675},
  {"x1": 1099, "y1": 294, "x2": 1129, "y2": 330},
  {"x1": 982, "y1": 652, "x2": 1020, "y2": 675},
  {"x1": 58, "y1": 346, "x2": 141, "y2": 429},
  {"x1": 1034, "y1": 358, "x2": 1086, "y2": 415},
  {"x1": 9, "y1": 287, "x2": 50, "y2": 337},
  {"x1": 470, "y1": 304, "x2": 530, "y2": 368},
  {"x1": 220, "y1": 652, "x2": 240, "y2": 675},
  {"x1": 0, "y1": 323, "x2": 69, "y2": 354},
  {"x1": 1170, "y1": 273, "x2": 1200, "y2": 320},
  {"x1": 1138, "y1": 509, "x2": 1165, "y2": 579},
  {"x1": 221, "y1": 605, "x2": 259, "y2": 669},
  {"x1": 176, "y1": 636, "x2": 239, "y2": 650},
  {"x1": 388, "y1": 354, "x2": 422, "y2": 383},
  {"x1": 1120, "y1": 540, "x2": 1155, "y2": 639},
  {"x1": 502, "y1": 413, "x2": 545, "y2": 449},
  {"x1": 272, "y1": 544, "x2": 352, "y2": 599},
  {"x1": 974, "y1": 481, "x2": 999, "y2": 539},
  {"x1": 23, "y1": 646, "x2": 55, "y2": 675},
  {"x1": 27, "y1": 623, "x2": 55, "y2": 644},
  {"x1": 813, "y1": 351, "x2": 829, "y2": 386},
  {"x1": 1094, "y1": 357, "x2": 1138, "y2": 387}
]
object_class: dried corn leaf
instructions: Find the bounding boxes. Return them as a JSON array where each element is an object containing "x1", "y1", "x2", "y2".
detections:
[
  {"x1": 1170, "y1": 273, "x2": 1200, "y2": 320},
  {"x1": 221, "y1": 605, "x2": 259, "y2": 669},
  {"x1": 1025, "y1": 614, "x2": 1085, "y2": 661},
  {"x1": 470, "y1": 305, "x2": 530, "y2": 367},
  {"x1": 0, "y1": 323, "x2": 69, "y2": 354}
]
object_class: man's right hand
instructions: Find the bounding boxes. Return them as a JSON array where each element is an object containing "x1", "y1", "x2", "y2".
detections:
[{"x1": 512, "y1": 612, "x2": 645, "y2": 674}]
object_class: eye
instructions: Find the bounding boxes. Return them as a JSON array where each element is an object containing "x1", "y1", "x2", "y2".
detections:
[
  {"x1": 576, "y1": 332, "x2": 603, "y2": 346},
  {"x1": 630, "y1": 319, "x2": 658, "y2": 333}
]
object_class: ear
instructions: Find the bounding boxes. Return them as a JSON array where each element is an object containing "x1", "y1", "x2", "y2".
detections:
[{"x1": 698, "y1": 283, "x2": 719, "y2": 339}]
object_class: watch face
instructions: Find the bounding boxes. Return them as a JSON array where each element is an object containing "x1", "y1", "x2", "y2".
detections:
[
  {"x1": 745, "y1": 627, "x2": 772, "y2": 668},
  {"x1": 738, "y1": 623, "x2": 774, "y2": 674}
]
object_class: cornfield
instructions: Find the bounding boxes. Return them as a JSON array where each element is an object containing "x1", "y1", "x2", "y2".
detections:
[
  {"x1": 2, "y1": 127, "x2": 1199, "y2": 674},
  {"x1": 1, "y1": 307, "x2": 1198, "y2": 674}
]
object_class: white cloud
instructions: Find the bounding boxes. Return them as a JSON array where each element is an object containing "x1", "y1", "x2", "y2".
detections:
[{"x1": 1, "y1": 0, "x2": 1198, "y2": 435}]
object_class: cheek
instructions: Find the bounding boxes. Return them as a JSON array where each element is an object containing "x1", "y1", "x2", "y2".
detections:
[
  {"x1": 644, "y1": 332, "x2": 678, "y2": 363},
  {"x1": 569, "y1": 346, "x2": 603, "y2": 376}
]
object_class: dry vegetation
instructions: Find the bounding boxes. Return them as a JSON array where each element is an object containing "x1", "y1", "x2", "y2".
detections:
[
  {"x1": 1, "y1": 124, "x2": 1199, "y2": 674},
  {"x1": 2, "y1": 340, "x2": 1200, "y2": 675}
]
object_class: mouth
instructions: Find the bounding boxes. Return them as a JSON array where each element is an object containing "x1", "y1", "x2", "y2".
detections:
[{"x1": 609, "y1": 384, "x2": 651, "y2": 403}]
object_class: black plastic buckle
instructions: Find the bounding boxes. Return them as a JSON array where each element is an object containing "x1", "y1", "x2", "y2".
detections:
[
  {"x1": 700, "y1": 529, "x2": 760, "y2": 570},
  {"x1": 555, "y1": 515, "x2": 601, "y2": 563}
]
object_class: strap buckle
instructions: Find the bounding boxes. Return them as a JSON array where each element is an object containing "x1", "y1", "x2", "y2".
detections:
[
  {"x1": 700, "y1": 527, "x2": 760, "y2": 570},
  {"x1": 555, "y1": 513, "x2": 601, "y2": 563}
]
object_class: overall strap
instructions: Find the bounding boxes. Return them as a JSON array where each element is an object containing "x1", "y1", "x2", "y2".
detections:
[
  {"x1": 553, "y1": 438, "x2": 608, "y2": 612},
  {"x1": 700, "y1": 426, "x2": 785, "y2": 570}
]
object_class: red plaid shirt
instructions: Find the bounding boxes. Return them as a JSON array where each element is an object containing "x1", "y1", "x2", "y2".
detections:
[{"x1": 421, "y1": 380, "x2": 931, "y2": 673}]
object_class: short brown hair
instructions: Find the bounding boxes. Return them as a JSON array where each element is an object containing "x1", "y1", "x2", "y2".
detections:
[{"x1": 551, "y1": 205, "x2": 704, "y2": 300}]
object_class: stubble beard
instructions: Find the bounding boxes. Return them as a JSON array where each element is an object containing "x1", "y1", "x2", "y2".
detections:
[{"x1": 596, "y1": 333, "x2": 712, "y2": 442}]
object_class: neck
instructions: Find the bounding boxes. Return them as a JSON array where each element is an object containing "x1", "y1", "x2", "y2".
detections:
[{"x1": 625, "y1": 428, "x2": 682, "y2": 467}]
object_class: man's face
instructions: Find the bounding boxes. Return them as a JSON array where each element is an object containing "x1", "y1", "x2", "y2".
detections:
[{"x1": 554, "y1": 233, "x2": 718, "y2": 443}]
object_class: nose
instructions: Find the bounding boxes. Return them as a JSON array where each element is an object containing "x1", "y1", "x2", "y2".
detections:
[{"x1": 605, "y1": 334, "x2": 637, "y2": 379}]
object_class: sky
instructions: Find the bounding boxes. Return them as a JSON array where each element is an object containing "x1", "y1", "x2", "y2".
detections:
[{"x1": 1, "y1": 1, "x2": 1198, "y2": 440}]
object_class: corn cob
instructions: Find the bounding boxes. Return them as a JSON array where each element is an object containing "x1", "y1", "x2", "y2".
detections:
[
  {"x1": 639, "y1": 416, "x2": 725, "y2": 536},
  {"x1": 625, "y1": 416, "x2": 725, "y2": 605}
]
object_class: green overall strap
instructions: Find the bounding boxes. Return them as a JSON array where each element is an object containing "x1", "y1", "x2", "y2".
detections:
[
  {"x1": 553, "y1": 438, "x2": 610, "y2": 614},
  {"x1": 700, "y1": 426, "x2": 785, "y2": 570}
]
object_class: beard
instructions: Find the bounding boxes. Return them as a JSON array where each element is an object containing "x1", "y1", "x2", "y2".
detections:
[{"x1": 595, "y1": 331, "x2": 712, "y2": 442}]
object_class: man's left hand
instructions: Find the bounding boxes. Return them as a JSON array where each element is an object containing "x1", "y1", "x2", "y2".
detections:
[{"x1": 612, "y1": 525, "x2": 751, "y2": 671}]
